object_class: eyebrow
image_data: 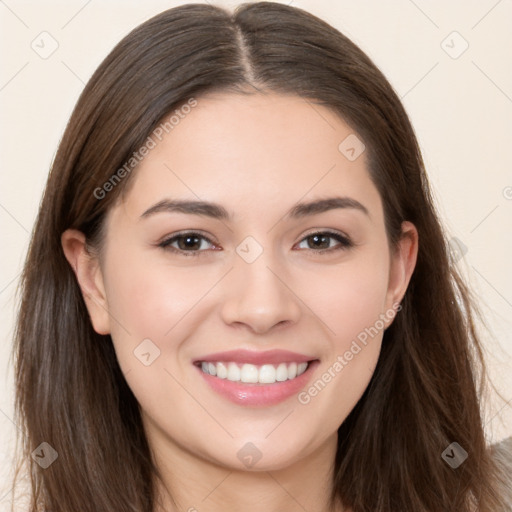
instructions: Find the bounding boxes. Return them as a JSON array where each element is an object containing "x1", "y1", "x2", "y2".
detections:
[{"x1": 140, "y1": 196, "x2": 369, "y2": 221}]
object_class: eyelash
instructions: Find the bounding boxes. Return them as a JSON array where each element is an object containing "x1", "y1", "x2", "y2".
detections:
[{"x1": 157, "y1": 230, "x2": 353, "y2": 257}]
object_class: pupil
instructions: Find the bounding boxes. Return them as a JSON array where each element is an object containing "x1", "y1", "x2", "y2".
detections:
[
  {"x1": 310, "y1": 234, "x2": 328, "y2": 249},
  {"x1": 180, "y1": 236, "x2": 200, "y2": 250}
]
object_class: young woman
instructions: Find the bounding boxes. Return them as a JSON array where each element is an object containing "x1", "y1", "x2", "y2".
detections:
[{"x1": 12, "y1": 2, "x2": 511, "y2": 511}]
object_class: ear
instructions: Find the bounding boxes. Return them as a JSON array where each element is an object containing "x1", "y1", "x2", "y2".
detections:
[
  {"x1": 61, "y1": 229, "x2": 111, "y2": 335},
  {"x1": 383, "y1": 221, "x2": 418, "y2": 321}
]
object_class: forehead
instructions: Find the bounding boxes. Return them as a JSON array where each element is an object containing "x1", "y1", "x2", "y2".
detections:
[{"x1": 115, "y1": 92, "x2": 382, "y2": 222}]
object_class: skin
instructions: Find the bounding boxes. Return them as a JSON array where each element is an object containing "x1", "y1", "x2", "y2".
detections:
[{"x1": 62, "y1": 92, "x2": 418, "y2": 512}]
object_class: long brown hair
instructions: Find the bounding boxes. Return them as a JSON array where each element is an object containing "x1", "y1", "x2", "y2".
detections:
[{"x1": 12, "y1": 2, "x2": 508, "y2": 511}]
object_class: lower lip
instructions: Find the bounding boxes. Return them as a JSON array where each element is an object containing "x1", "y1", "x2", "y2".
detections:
[{"x1": 195, "y1": 361, "x2": 319, "y2": 406}]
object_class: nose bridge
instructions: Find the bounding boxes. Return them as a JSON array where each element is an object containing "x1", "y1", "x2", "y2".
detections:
[{"x1": 219, "y1": 239, "x2": 301, "y2": 333}]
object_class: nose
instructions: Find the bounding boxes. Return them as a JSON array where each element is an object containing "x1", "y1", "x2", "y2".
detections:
[{"x1": 220, "y1": 251, "x2": 301, "y2": 335}]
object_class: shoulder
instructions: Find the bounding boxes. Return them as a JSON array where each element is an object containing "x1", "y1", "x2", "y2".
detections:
[{"x1": 489, "y1": 436, "x2": 512, "y2": 510}]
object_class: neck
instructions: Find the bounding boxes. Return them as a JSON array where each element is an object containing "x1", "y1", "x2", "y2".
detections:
[{"x1": 149, "y1": 430, "x2": 346, "y2": 512}]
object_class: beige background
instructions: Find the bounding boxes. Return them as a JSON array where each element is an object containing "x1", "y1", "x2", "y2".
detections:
[{"x1": 1, "y1": 0, "x2": 511, "y2": 508}]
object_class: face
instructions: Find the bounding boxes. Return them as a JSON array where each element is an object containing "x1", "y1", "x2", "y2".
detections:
[{"x1": 65, "y1": 92, "x2": 416, "y2": 472}]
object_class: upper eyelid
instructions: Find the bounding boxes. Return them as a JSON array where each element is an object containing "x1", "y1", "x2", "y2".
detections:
[
  {"x1": 160, "y1": 230, "x2": 216, "y2": 242},
  {"x1": 159, "y1": 233, "x2": 217, "y2": 250},
  {"x1": 301, "y1": 228, "x2": 350, "y2": 240}
]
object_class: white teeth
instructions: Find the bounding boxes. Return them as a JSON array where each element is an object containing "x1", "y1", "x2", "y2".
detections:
[
  {"x1": 227, "y1": 362, "x2": 241, "y2": 381},
  {"x1": 276, "y1": 363, "x2": 288, "y2": 382},
  {"x1": 240, "y1": 364, "x2": 259, "y2": 383},
  {"x1": 297, "y1": 362, "x2": 308, "y2": 376},
  {"x1": 216, "y1": 362, "x2": 228, "y2": 379},
  {"x1": 200, "y1": 361, "x2": 310, "y2": 384},
  {"x1": 288, "y1": 362, "x2": 297, "y2": 379},
  {"x1": 259, "y1": 364, "x2": 276, "y2": 383}
]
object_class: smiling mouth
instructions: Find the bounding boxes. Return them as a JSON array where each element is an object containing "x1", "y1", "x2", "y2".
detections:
[{"x1": 196, "y1": 361, "x2": 311, "y2": 384}]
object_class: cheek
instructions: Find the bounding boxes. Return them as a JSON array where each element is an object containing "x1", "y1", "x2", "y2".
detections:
[
  {"x1": 101, "y1": 248, "x2": 218, "y2": 370},
  {"x1": 296, "y1": 250, "x2": 390, "y2": 417},
  {"x1": 309, "y1": 250, "x2": 391, "y2": 350},
  {"x1": 101, "y1": 253, "x2": 215, "y2": 423}
]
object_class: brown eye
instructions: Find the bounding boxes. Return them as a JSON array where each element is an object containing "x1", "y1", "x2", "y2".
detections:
[
  {"x1": 158, "y1": 232, "x2": 216, "y2": 256},
  {"x1": 296, "y1": 231, "x2": 353, "y2": 253}
]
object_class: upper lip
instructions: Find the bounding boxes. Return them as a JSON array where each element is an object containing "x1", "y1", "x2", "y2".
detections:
[{"x1": 193, "y1": 349, "x2": 316, "y2": 366}]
